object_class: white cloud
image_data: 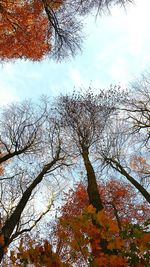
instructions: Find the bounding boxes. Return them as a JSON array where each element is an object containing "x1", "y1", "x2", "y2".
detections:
[
  {"x1": 110, "y1": 58, "x2": 129, "y2": 82},
  {"x1": 25, "y1": 71, "x2": 43, "y2": 80},
  {"x1": 93, "y1": 0, "x2": 150, "y2": 85},
  {"x1": 69, "y1": 68, "x2": 86, "y2": 87},
  {"x1": 0, "y1": 63, "x2": 20, "y2": 106},
  {"x1": 1, "y1": 62, "x2": 16, "y2": 76},
  {"x1": 0, "y1": 85, "x2": 18, "y2": 106}
]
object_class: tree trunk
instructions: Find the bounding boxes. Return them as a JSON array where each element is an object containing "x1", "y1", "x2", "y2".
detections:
[
  {"x1": 0, "y1": 144, "x2": 32, "y2": 164},
  {"x1": 0, "y1": 156, "x2": 59, "y2": 263},
  {"x1": 110, "y1": 159, "x2": 150, "y2": 204},
  {"x1": 81, "y1": 149, "x2": 119, "y2": 259},
  {"x1": 82, "y1": 148, "x2": 103, "y2": 212}
]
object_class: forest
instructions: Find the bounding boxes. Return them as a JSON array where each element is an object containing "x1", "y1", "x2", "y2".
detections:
[{"x1": 0, "y1": 0, "x2": 150, "y2": 266}]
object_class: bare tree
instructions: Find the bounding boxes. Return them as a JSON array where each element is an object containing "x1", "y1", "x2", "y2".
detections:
[
  {"x1": 55, "y1": 87, "x2": 123, "y2": 212},
  {"x1": 0, "y1": 99, "x2": 69, "y2": 263},
  {"x1": 0, "y1": 0, "x2": 133, "y2": 61},
  {"x1": 124, "y1": 73, "x2": 150, "y2": 148},
  {"x1": 42, "y1": 0, "x2": 133, "y2": 60},
  {"x1": 97, "y1": 80, "x2": 150, "y2": 203},
  {"x1": 0, "y1": 99, "x2": 47, "y2": 164}
]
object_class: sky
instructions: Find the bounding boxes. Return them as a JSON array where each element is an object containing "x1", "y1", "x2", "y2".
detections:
[{"x1": 0, "y1": 0, "x2": 150, "y2": 105}]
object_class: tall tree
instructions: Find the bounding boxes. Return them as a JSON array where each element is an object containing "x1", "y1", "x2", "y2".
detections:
[
  {"x1": 98, "y1": 75, "x2": 150, "y2": 203},
  {"x1": 0, "y1": 99, "x2": 68, "y2": 263},
  {"x1": 56, "y1": 88, "x2": 123, "y2": 212},
  {"x1": 0, "y1": 0, "x2": 133, "y2": 61}
]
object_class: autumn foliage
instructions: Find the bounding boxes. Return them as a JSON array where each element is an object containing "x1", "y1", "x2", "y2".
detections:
[
  {"x1": 9, "y1": 179, "x2": 150, "y2": 266},
  {"x1": 0, "y1": 0, "x2": 63, "y2": 60},
  {"x1": 0, "y1": 91, "x2": 150, "y2": 266},
  {"x1": 0, "y1": 0, "x2": 133, "y2": 61},
  {"x1": 0, "y1": 164, "x2": 3, "y2": 176},
  {"x1": 9, "y1": 208, "x2": 150, "y2": 267},
  {"x1": 10, "y1": 238, "x2": 66, "y2": 267},
  {"x1": 48, "y1": 179, "x2": 150, "y2": 266},
  {"x1": 58, "y1": 179, "x2": 150, "y2": 225}
]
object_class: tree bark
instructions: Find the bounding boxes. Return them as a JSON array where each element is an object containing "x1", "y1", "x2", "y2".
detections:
[
  {"x1": 0, "y1": 154, "x2": 60, "y2": 263},
  {"x1": 110, "y1": 159, "x2": 150, "y2": 204},
  {"x1": 82, "y1": 148, "x2": 103, "y2": 212},
  {"x1": 0, "y1": 143, "x2": 32, "y2": 165}
]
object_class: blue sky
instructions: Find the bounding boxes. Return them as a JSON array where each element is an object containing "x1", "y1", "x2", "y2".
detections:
[{"x1": 0, "y1": 0, "x2": 150, "y2": 105}]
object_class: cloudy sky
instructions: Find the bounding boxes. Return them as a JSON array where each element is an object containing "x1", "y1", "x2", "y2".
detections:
[{"x1": 0, "y1": 0, "x2": 150, "y2": 105}]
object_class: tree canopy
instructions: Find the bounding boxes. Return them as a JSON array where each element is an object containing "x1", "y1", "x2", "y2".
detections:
[
  {"x1": 0, "y1": 78, "x2": 150, "y2": 265},
  {"x1": 0, "y1": 0, "x2": 149, "y2": 266},
  {"x1": 0, "y1": 0, "x2": 133, "y2": 61}
]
